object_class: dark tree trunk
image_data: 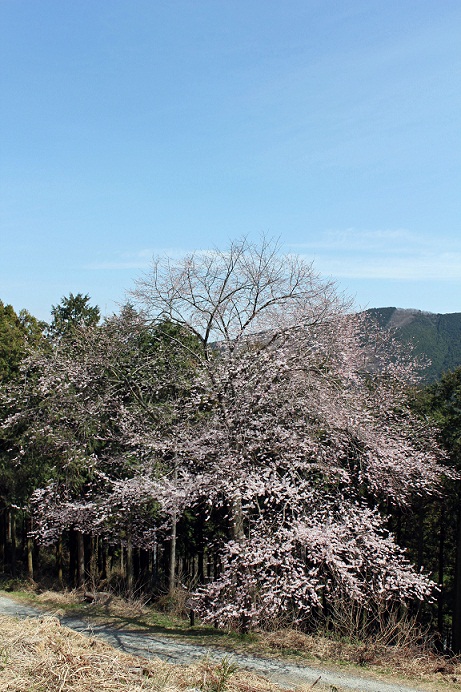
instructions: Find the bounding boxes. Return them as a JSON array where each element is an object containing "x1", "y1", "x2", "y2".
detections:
[
  {"x1": 452, "y1": 486, "x2": 461, "y2": 653},
  {"x1": 6, "y1": 509, "x2": 17, "y2": 577},
  {"x1": 153, "y1": 543, "x2": 159, "y2": 585},
  {"x1": 416, "y1": 501, "x2": 425, "y2": 571},
  {"x1": 230, "y1": 493, "x2": 244, "y2": 541},
  {"x1": 126, "y1": 538, "x2": 133, "y2": 596},
  {"x1": 84, "y1": 534, "x2": 92, "y2": 581},
  {"x1": 26, "y1": 518, "x2": 34, "y2": 581},
  {"x1": 0, "y1": 509, "x2": 5, "y2": 571},
  {"x1": 197, "y1": 513, "x2": 205, "y2": 583},
  {"x1": 120, "y1": 542, "x2": 125, "y2": 577},
  {"x1": 169, "y1": 517, "x2": 177, "y2": 596},
  {"x1": 56, "y1": 534, "x2": 63, "y2": 584},
  {"x1": 438, "y1": 502, "x2": 445, "y2": 638},
  {"x1": 141, "y1": 549, "x2": 150, "y2": 581},
  {"x1": 69, "y1": 530, "x2": 77, "y2": 588},
  {"x1": 133, "y1": 546, "x2": 140, "y2": 584},
  {"x1": 98, "y1": 539, "x2": 109, "y2": 581},
  {"x1": 169, "y1": 462, "x2": 178, "y2": 596},
  {"x1": 76, "y1": 530, "x2": 85, "y2": 587}
]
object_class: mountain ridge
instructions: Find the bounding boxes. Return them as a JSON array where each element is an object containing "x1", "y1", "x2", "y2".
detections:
[{"x1": 366, "y1": 307, "x2": 461, "y2": 382}]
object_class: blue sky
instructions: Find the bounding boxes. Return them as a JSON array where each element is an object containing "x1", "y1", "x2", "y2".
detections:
[{"x1": 1, "y1": 0, "x2": 460, "y2": 321}]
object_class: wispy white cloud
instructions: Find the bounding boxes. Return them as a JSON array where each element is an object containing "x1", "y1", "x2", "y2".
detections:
[
  {"x1": 292, "y1": 228, "x2": 420, "y2": 253},
  {"x1": 84, "y1": 247, "x2": 191, "y2": 271},
  {"x1": 288, "y1": 229, "x2": 461, "y2": 281},
  {"x1": 313, "y1": 252, "x2": 461, "y2": 281},
  {"x1": 84, "y1": 231, "x2": 461, "y2": 284}
]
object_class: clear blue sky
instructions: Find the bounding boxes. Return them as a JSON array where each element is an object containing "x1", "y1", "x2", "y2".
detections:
[{"x1": 1, "y1": 1, "x2": 460, "y2": 321}]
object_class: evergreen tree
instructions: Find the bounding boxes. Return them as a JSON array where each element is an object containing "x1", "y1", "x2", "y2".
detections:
[
  {"x1": 49, "y1": 293, "x2": 100, "y2": 338},
  {"x1": 0, "y1": 300, "x2": 45, "y2": 380},
  {"x1": 422, "y1": 369, "x2": 461, "y2": 650}
]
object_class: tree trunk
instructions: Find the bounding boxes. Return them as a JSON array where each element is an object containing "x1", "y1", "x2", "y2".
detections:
[
  {"x1": 27, "y1": 521, "x2": 34, "y2": 581},
  {"x1": 76, "y1": 530, "x2": 85, "y2": 587},
  {"x1": 139, "y1": 548, "x2": 148, "y2": 583},
  {"x1": 452, "y1": 486, "x2": 461, "y2": 653},
  {"x1": 197, "y1": 512, "x2": 205, "y2": 583},
  {"x1": 416, "y1": 500, "x2": 424, "y2": 571},
  {"x1": 169, "y1": 513, "x2": 177, "y2": 595},
  {"x1": 229, "y1": 492, "x2": 247, "y2": 632},
  {"x1": 438, "y1": 502, "x2": 445, "y2": 640},
  {"x1": 84, "y1": 533, "x2": 92, "y2": 581},
  {"x1": 56, "y1": 535, "x2": 63, "y2": 584},
  {"x1": 6, "y1": 509, "x2": 17, "y2": 577},
  {"x1": 89, "y1": 535, "x2": 98, "y2": 584},
  {"x1": 153, "y1": 543, "x2": 158, "y2": 585},
  {"x1": 134, "y1": 546, "x2": 140, "y2": 584},
  {"x1": 120, "y1": 542, "x2": 125, "y2": 577},
  {"x1": 0, "y1": 509, "x2": 5, "y2": 571},
  {"x1": 69, "y1": 530, "x2": 77, "y2": 588},
  {"x1": 169, "y1": 462, "x2": 178, "y2": 596},
  {"x1": 230, "y1": 492, "x2": 244, "y2": 541},
  {"x1": 127, "y1": 538, "x2": 133, "y2": 596},
  {"x1": 99, "y1": 539, "x2": 109, "y2": 581}
]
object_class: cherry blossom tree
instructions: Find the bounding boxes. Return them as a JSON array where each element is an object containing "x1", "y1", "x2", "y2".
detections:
[
  {"x1": 1, "y1": 237, "x2": 450, "y2": 631},
  {"x1": 133, "y1": 237, "x2": 448, "y2": 630}
]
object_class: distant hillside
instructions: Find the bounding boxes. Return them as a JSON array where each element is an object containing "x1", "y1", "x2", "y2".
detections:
[{"x1": 366, "y1": 307, "x2": 461, "y2": 382}]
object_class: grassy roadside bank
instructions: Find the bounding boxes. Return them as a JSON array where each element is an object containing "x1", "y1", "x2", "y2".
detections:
[
  {"x1": 1, "y1": 587, "x2": 460, "y2": 692},
  {"x1": 0, "y1": 613, "x2": 279, "y2": 692}
]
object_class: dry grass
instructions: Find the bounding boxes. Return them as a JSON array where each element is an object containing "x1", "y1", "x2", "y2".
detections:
[
  {"x1": 5, "y1": 589, "x2": 461, "y2": 690},
  {"x1": 36, "y1": 589, "x2": 80, "y2": 605},
  {"x1": 155, "y1": 587, "x2": 191, "y2": 619},
  {"x1": 0, "y1": 615, "x2": 278, "y2": 692},
  {"x1": 35, "y1": 588, "x2": 152, "y2": 618},
  {"x1": 264, "y1": 628, "x2": 461, "y2": 685}
]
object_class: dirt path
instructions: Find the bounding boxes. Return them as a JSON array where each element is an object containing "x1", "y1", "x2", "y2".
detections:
[{"x1": 0, "y1": 593, "x2": 437, "y2": 691}]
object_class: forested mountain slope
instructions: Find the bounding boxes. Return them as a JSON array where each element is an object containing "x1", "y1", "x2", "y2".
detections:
[{"x1": 367, "y1": 307, "x2": 461, "y2": 382}]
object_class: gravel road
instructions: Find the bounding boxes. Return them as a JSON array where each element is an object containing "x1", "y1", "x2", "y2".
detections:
[{"x1": 0, "y1": 593, "x2": 437, "y2": 692}]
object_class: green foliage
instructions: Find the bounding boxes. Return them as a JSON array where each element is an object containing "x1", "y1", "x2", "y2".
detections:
[
  {"x1": 0, "y1": 300, "x2": 45, "y2": 381},
  {"x1": 49, "y1": 292, "x2": 100, "y2": 338},
  {"x1": 367, "y1": 308, "x2": 461, "y2": 382},
  {"x1": 395, "y1": 368, "x2": 461, "y2": 641},
  {"x1": 413, "y1": 366, "x2": 461, "y2": 463},
  {"x1": 0, "y1": 302, "x2": 24, "y2": 381},
  {"x1": 0, "y1": 301, "x2": 47, "y2": 510}
]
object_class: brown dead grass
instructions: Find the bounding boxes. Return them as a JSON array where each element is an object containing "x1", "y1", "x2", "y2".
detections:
[
  {"x1": 35, "y1": 588, "x2": 152, "y2": 618},
  {"x1": 264, "y1": 629, "x2": 461, "y2": 685},
  {"x1": 0, "y1": 615, "x2": 278, "y2": 692},
  {"x1": 35, "y1": 590, "x2": 80, "y2": 605}
]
